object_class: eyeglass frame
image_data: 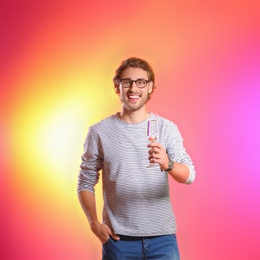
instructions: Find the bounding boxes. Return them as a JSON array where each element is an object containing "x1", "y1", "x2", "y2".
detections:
[{"x1": 119, "y1": 78, "x2": 150, "y2": 89}]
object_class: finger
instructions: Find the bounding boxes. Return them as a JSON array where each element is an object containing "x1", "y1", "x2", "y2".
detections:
[
  {"x1": 149, "y1": 149, "x2": 160, "y2": 156},
  {"x1": 111, "y1": 233, "x2": 120, "y2": 241},
  {"x1": 107, "y1": 232, "x2": 120, "y2": 241},
  {"x1": 149, "y1": 151, "x2": 161, "y2": 159},
  {"x1": 105, "y1": 226, "x2": 120, "y2": 241},
  {"x1": 149, "y1": 158, "x2": 155, "y2": 163},
  {"x1": 148, "y1": 143, "x2": 160, "y2": 148},
  {"x1": 148, "y1": 149, "x2": 154, "y2": 156}
]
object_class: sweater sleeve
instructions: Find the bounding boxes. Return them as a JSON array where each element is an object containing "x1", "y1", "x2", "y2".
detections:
[
  {"x1": 77, "y1": 127, "x2": 103, "y2": 193},
  {"x1": 165, "y1": 122, "x2": 196, "y2": 184},
  {"x1": 183, "y1": 164, "x2": 196, "y2": 184}
]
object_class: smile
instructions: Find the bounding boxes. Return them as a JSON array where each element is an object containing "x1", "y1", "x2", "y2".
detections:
[{"x1": 128, "y1": 95, "x2": 140, "y2": 99}]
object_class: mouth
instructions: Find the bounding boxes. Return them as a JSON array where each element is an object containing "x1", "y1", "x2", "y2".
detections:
[{"x1": 127, "y1": 94, "x2": 140, "y2": 102}]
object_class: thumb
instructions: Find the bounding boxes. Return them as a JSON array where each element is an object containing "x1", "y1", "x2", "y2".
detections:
[
  {"x1": 110, "y1": 232, "x2": 120, "y2": 241},
  {"x1": 105, "y1": 224, "x2": 120, "y2": 241}
]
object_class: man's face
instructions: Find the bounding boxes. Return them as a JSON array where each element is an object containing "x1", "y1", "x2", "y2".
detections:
[{"x1": 118, "y1": 67, "x2": 153, "y2": 112}]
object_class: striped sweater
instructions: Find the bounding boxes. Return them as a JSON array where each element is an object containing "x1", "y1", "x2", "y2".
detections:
[{"x1": 78, "y1": 113, "x2": 195, "y2": 236}]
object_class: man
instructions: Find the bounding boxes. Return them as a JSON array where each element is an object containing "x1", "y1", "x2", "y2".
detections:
[{"x1": 77, "y1": 57, "x2": 195, "y2": 259}]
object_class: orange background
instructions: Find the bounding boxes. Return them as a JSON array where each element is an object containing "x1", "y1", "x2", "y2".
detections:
[{"x1": 1, "y1": 1, "x2": 260, "y2": 259}]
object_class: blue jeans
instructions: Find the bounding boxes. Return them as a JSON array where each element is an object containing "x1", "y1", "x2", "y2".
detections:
[{"x1": 102, "y1": 234, "x2": 180, "y2": 260}]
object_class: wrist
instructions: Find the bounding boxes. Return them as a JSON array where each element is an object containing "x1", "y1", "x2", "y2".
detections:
[
  {"x1": 90, "y1": 219, "x2": 100, "y2": 229},
  {"x1": 161, "y1": 159, "x2": 174, "y2": 172}
]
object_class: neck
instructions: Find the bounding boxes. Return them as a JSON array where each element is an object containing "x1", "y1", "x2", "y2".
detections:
[{"x1": 118, "y1": 109, "x2": 149, "y2": 124}]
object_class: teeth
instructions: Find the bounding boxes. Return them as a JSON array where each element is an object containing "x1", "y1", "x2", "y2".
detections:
[{"x1": 129, "y1": 95, "x2": 139, "y2": 99}]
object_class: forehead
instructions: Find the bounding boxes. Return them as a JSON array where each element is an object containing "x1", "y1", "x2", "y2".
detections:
[{"x1": 120, "y1": 67, "x2": 148, "y2": 79}]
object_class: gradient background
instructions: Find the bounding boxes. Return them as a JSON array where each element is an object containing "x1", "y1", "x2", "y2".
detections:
[{"x1": 1, "y1": 0, "x2": 260, "y2": 259}]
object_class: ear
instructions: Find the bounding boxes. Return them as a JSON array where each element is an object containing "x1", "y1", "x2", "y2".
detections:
[
  {"x1": 114, "y1": 86, "x2": 120, "y2": 94},
  {"x1": 148, "y1": 82, "x2": 153, "y2": 94}
]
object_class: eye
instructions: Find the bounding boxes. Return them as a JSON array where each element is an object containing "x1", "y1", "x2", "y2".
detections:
[
  {"x1": 136, "y1": 79, "x2": 147, "y2": 87},
  {"x1": 137, "y1": 79, "x2": 146, "y2": 84},
  {"x1": 122, "y1": 79, "x2": 131, "y2": 85}
]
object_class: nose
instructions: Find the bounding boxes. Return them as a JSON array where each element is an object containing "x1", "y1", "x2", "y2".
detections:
[{"x1": 129, "y1": 80, "x2": 138, "y2": 90}]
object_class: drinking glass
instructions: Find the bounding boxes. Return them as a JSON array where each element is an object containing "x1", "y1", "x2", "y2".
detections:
[{"x1": 146, "y1": 117, "x2": 160, "y2": 168}]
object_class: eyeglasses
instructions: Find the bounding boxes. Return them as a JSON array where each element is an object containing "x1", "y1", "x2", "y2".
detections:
[{"x1": 120, "y1": 78, "x2": 150, "y2": 89}]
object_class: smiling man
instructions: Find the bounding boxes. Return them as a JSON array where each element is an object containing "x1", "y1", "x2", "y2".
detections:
[
  {"x1": 77, "y1": 57, "x2": 196, "y2": 260},
  {"x1": 117, "y1": 67, "x2": 152, "y2": 114}
]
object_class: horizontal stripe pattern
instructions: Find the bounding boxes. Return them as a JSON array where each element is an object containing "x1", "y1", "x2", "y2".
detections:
[{"x1": 78, "y1": 113, "x2": 195, "y2": 236}]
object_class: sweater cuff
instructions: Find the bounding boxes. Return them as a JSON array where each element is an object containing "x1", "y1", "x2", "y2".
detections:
[{"x1": 183, "y1": 164, "x2": 196, "y2": 184}]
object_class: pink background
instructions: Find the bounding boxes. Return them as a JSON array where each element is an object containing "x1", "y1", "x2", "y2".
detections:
[{"x1": 1, "y1": 0, "x2": 260, "y2": 259}]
